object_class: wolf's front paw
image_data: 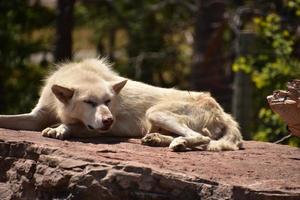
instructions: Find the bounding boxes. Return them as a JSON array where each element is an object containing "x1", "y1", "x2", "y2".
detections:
[
  {"x1": 42, "y1": 124, "x2": 70, "y2": 140},
  {"x1": 169, "y1": 137, "x2": 187, "y2": 152}
]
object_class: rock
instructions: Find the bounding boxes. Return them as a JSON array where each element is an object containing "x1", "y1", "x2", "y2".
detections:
[
  {"x1": 0, "y1": 128, "x2": 299, "y2": 200},
  {"x1": 267, "y1": 79, "x2": 300, "y2": 137}
]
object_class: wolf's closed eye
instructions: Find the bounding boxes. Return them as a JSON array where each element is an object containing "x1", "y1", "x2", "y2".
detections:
[{"x1": 83, "y1": 100, "x2": 97, "y2": 107}]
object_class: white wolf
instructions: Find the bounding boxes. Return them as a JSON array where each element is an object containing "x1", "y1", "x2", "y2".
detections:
[{"x1": 0, "y1": 58, "x2": 242, "y2": 151}]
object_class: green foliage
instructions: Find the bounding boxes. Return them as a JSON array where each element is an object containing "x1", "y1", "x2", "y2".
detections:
[
  {"x1": 73, "y1": 1, "x2": 194, "y2": 88},
  {"x1": 0, "y1": 0, "x2": 54, "y2": 113},
  {"x1": 232, "y1": 0, "x2": 300, "y2": 146},
  {"x1": 287, "y1": 0, "x2": 300, "y2": 16}
]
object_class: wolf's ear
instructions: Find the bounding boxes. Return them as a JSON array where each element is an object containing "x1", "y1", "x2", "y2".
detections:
[
  {"x1": 112, "y1": 80, "x2": 127, "y2": 94},
  {"x1": 51, "y1": 84, "x2": 74, "y2": 104}
]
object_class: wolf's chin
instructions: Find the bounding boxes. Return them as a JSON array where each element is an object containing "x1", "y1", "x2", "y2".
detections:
[{"x1": 98, "y1": 125, "x2": 112, "y2": 131}]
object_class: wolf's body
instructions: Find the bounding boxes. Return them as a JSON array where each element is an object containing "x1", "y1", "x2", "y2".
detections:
[{"x1": 0, "y1": 58, "x2": 242, "y2": 151}]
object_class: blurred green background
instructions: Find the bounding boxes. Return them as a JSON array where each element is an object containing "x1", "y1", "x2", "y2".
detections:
[{"x1": 0, "y1": 0, "x2": 299, "y2": 146}]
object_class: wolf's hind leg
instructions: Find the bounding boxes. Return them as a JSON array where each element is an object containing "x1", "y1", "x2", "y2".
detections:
[
  {"x1": 0, "y1": 106, "x2": 58, "y2": 131},
  {"x1": 169, "y1": 133, "x2": 211, "y2": 151},
  {"x1": 146, "y1": 105, "x2": 211, "y2": 151}
]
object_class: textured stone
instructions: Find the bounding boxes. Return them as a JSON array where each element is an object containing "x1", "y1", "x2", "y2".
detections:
[{"x1": 0, "y1": 128, "x2": 299, "y2": 200}]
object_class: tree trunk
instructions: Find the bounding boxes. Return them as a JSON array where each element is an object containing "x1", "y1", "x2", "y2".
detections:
[
  {"x1": 190, "y1": 0, "x2": 231, "y2": 111},
  {"x1": 0, "y1": 72, "x2": 4, "y2": 113},
  {"x1": 108, "y1": 28, "x2": 116, "y2": 62},
  {"x1": 54, "y1": 0, "x2": 75, "y2": 62}
]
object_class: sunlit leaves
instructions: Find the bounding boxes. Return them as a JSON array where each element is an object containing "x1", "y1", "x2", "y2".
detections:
[
  {"x1": 287, "y1": 0, "x2": 300, "y2": 16},
  {"x1": 232, "y1": 0, "x2": 300, "y2": 146},
  {"x1": 232, "y1": 56, "x2": 253, "y2": 74}
]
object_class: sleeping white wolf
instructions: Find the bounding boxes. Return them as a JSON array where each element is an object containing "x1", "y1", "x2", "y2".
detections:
[{"x1": 0, "y1": 58, "x2": 242, "y2": 151}]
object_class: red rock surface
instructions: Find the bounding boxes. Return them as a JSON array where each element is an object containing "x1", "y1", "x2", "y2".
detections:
[{"x1": 0, "y1": 128, "x2": 299, "y2": 199}]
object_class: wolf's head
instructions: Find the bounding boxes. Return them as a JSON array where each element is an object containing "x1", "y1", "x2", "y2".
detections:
[{"x1": 51, "y1": 79, "x2": 127, "y2": 132}]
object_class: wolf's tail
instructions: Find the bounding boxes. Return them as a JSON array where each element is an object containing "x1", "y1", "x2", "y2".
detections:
[{"x1": 206, "y1": 113, "x2": 243, "y2": 151}]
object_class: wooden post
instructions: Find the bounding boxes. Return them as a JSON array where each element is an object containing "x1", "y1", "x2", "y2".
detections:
[{"x1": 232, "y1": 32, "x2": 256, "y2": 140}]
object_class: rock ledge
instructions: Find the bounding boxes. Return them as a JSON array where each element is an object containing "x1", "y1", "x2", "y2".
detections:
[{"x1": 0, "y1": 128, "x2": 299, "y2": 200}]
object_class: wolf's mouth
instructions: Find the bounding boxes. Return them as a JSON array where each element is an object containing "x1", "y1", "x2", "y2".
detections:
[
  {"x1": 99, "y1": 125, "x2": 112, "y2": 131},
  {"x1": 87, "y1": 124, "x2": 112, "y2": 131},
  {"x1": 87, "y1": 125, "x2": 95, "y2": 130}
]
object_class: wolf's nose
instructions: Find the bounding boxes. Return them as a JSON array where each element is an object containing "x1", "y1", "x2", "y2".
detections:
[{"x1": 102, "y1": 117, "x2": 113, "y2": 126}]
